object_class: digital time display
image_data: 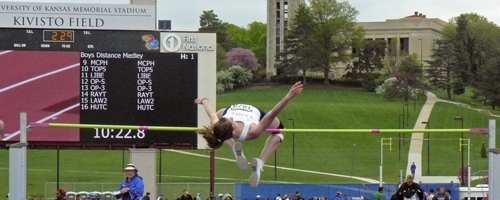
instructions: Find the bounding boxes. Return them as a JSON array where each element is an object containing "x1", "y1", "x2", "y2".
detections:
[{"x1": 43, "y1": 30, "x2": 74, "y2": 42}]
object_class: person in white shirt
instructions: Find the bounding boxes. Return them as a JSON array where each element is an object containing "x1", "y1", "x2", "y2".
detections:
[{"x1": 196, "y1": 82, "x2": 303, "y2": 188}]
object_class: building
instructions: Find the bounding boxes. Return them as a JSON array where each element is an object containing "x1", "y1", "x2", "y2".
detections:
[
  {"x1": 266, "y1": 0, "x2": 305, "y2": 78},
  {"x1": 266, "y1": 10, "x2": 449, "y2": 78}
]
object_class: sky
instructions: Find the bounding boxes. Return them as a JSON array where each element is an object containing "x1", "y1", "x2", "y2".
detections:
[{"x1": 2, "y1": 0, "x2": 500, "y2": 31}]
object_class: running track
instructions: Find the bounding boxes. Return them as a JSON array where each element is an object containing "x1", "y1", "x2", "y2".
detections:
[{"x1": 0, "y1": 50, "x2": 81, "y2": 142}]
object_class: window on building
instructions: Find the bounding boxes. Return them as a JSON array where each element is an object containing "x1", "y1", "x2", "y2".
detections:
[
  {"x1": 276, "y1": 19, "x2": 281, "y2": 25},
  {"x1": 284, "y1": 1, "x2": 288, "y2": 10},
  {"x1": 276, "y1": 11, "x2": 280, "y2": 19},
  {"x1": 351, "y1": 46, "x2": 357, "y2": 55},
  {"x1": 284, "y1": 28, "x2": 288, "y2": 35},
  {"x1": 276, "y1": 2, "x2": 280, "y2": 9},
  {"x1": 284, "y1": 11, "x2": 288, "y2": 19},
  {"x1": 276, "y1": 37, "x2": 281, "y2": 44},
  {"x1": 284, "y1": 20, "x2": 288, "y2": 27},
  {"x1": 276, "y1": 45, "x2": 281, "y2": 56},
  {"x1": 276, "y1": 28, "x2": 281, "y2": 35},
  {"x1": 400, "y1": 38, "x2": 409, "y2": 53}
]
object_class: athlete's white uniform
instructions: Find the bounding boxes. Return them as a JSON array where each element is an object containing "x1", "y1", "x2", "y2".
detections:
[{"x1": 222, "y1": 104, "x2": 263, "y2": 141}]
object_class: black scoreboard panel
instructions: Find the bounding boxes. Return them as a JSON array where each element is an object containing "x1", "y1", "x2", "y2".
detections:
[
  {"x1": 0, "y1": 28, "x2": 199, "y2": 146},
  {"x1": 79, "y1": 52, "x2": 198, "y2": 143},
  {"x1": 0, "y1": 28, "x2": 161, "y2": 52}
]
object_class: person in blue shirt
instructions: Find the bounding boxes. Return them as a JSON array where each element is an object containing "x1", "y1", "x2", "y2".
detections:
[
  {"x1": 411, "y1": 162, "x2": 416, "y2": 177},
  {"x1": 117, "y1": 164, "x2": 145, "y2": 200}
]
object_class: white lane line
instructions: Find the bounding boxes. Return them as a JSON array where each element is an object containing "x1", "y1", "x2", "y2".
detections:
[
  {"x1": 0, "y1": 50, "x2": 13, "y2": 56},
  {"x1": 164, "y1": 149, "x2": 380, "y2": 183},
  {"x1": 2, "y1": 103, "x2": 79, "y2": 141},
  {"x1": 0, "y1": 63, "x2": 79, "y2": 94}
]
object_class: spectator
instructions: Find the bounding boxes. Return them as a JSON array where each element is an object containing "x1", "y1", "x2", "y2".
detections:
[
  {"x1": 144, "y1": 192, "x2": 151, "y2": 200},
  {"x1": 344, "y1": 194, "x2": 350, "y2": 200},
  {"x1": 76, "y1": 194, "x2": 82, "y2": 200},
  {"x1": 56, "y1": 188, "x2": 66, "y2": 200},
  {"x1": 276, "y1": 194, "x2": 282, "y2": 200},
  {"x1": 180, "y1": 189, "x2": 193, "y2": 200},
  {"x1": 196, "y1": 193, "x2": 201, "y2": 200},
  {"x1": 427, "y1": 189, "x2": 434, "y2": 200},
  {"x1": 292, "y1": 190, "x2": 302, "y2": 200},
  {"x1": 222, "y1": 194, "x2": 233, "y2": 200},
  {"x1": 432, "y1": 187, "x2": 448, "y2": 200},
  {"x1": 117, "y1": 164, "x2": 145, "y2": 200},
  {"x1": 256, "y1": 195, "x2": 261, "y2": 200},
  {"x1": 217, "y1": 194, "x2": 223, "y2": 200},
  {"x1": 373, "y1": 187, "x2": 384, "y2": 200},
  {"x1": 445, "y1": 189, "x2": 452, "y2": 200},
  {"x1": 334, "y1": 192, "x2": 342, "y2": 200},
  {"x1": 157, "y1": 193, "x2": 163, "y2": 200},
  {"x1": 395, "y1": 174, "x2": 424, "y2": 200}
]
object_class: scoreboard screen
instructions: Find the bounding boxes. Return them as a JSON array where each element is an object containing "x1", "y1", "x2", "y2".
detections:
[
  {"x1": 79, "y1": 52, "x2": 198, "y2": 143},
  {"x1": 0, "y1": 28, "x2": 200, "y2": 145}
]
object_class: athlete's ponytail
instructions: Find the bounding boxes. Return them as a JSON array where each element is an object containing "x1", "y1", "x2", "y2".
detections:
[{"x1": 198, "y1": 118, "x2": 234, "y2": 149}]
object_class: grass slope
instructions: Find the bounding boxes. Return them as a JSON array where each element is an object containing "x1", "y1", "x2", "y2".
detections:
[{"x1": 422, "y1": 102, "x2": 500, "y2": 178}]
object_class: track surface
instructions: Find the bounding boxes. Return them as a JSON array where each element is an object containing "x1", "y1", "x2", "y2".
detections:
[{"x1": 0, "y1": 50, "x2": 80, "y2": 142}]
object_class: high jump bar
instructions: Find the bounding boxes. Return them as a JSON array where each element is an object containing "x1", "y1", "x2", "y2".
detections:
[{"x1": 29, "y1": 122, "x2": 488, "y2": 134}]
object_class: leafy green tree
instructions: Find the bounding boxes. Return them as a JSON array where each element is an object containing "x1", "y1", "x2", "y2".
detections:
[
  {"x1": 216, "y1": 43, "x2": 230, "y2": 71},
  {"x1": 425, "y1": 38, "x2": 456, "y2": 99},
  {"x1": 346, "y1": 39, "x2": 386, "y2": 91},
  {"x1": 309, "y1": 0, "x2": 363, "y2": 85},
  {"x1": 275, "y1": 3, "x2": 319, "y2": 84},
  {"x1": 199, "y1": 10, "x2": 235, "y2": 50},
  {"x1": 394, "y1": 54, "x2": 424, "y2": 101}
]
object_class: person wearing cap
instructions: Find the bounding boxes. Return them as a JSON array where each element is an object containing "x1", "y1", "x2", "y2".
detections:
[
  {"x1": 256, "y1": 195, "x2": 261, "y2": 200},
  {"x1": 56, "y1": 188, "x2": 66, "y2": 200},
  {"x1": 222, "y1": 193, "x2": 233, "y2": 200},
  {"x1": 334, "y1": 192, "x2": 342, "y2": 200},
  {"x1": 216, "y1": 194, "x2": 223, "y2": 200},
  {"x1": 117, "y1": 164, "x2": 145, "y2": 200}
]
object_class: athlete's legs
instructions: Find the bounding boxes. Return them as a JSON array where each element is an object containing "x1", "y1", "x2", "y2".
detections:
[
  {"x1": 250, "y1": 117, "x2": 283, "y2": 187},
  {"x1": 225, "y1": 138, "x2": 248, "y2": 170},
  {"x1": 259, "y1": 118, "x2": 282, "y2": 163}
]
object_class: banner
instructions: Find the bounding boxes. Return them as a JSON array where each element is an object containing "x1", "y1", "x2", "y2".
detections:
[{"x1": 0, "y1": 1, "x2": 156, "y2": 30}]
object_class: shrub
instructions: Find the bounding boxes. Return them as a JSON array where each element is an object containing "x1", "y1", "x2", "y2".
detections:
[
  {"x1": 216, "y1": 70, "x2": 234, "y2": 94},
  {"x1": 228, "y1": 66, "x2": 253, "y2": 88}
]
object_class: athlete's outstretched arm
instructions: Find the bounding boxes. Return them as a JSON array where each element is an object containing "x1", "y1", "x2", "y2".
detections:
[
  {"x1": 249, "y1": 82, "x2": 303, "y2": 135},
  {"x1": 195, "y1": 98, "x2": 219, "y2": 125}
]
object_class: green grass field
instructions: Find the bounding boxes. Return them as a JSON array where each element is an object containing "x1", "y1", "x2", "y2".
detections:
[
  {"x1": 421, "y1": 102, "x2": 500, "y2": 177},
  {"x1": 433, "y1": 87, "x2": 500, "y2": 116},
  {"x1": 1, "y1": 84, "x2": 498, "y2": 198}
]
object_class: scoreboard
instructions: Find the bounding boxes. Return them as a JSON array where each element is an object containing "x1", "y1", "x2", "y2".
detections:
[{"x1": 0, "y1": 28, "x2": 201, "y2": 145}]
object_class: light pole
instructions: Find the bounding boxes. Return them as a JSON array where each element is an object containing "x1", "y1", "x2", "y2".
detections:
[
  {"x1": 288, "y1": 118, "x2": 295, "y2": 167},
  {"x1": 455, "y1": 116, "x2": 464, "y2": 184},
  {"x1": 399, "y1": 114, "x2": 404, "y2": 161},
  {"x1": 422, "y1": 121, "x2": 430, "y2": 175}
]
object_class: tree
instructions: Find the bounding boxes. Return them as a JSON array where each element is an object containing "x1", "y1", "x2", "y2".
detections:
[
  {"x1": 451, "y1": 13, "x2": 492, "y2": 85},
  {"x1": 382, "y1": 37, "x2": 406, "y2": 78},
  {"x1": 216, "y1": 43, "x2": 230, "y2": 71},
  {"x1": 246, "y1": 22, "x2": 267, "y2": 72},
  {"x1": 226, "y1": 48, "x2": 260, "y2": 71},
  {"x1": 309, "y1": 0, "x2": 363, "y2": 85},
  {"x1": 275, "y1": 3, "x2": 319, "y2": 84},
  {"x1": 394, "y1": 53, "x2": 424, "y2": 101},
  {"x1": 425, "y1": 38, "x2": 456, "y2": 99},
  {"x1": 225, "y1": 22, "x2": 267, "y2": 72},
  {"x1": 475, "y1": 57, "x2": 500, "y2": 109},
  {"x1": 345, "y1": 39, "x2": 386, "y2": 91},
  {"x1": 199, "y1": 10, "x2": 235, "y2": 50}
]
